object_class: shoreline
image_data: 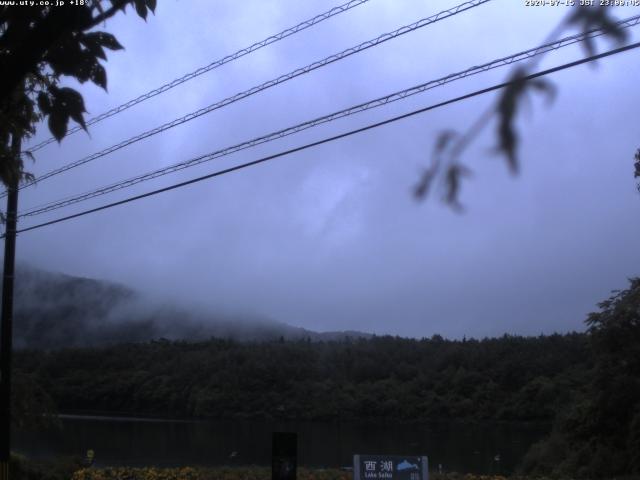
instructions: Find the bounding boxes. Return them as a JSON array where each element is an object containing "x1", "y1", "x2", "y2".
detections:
[{"x1": 54, "y1": 411, "x2": 553, "y2": 429}]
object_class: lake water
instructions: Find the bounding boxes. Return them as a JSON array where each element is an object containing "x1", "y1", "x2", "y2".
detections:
[{"x1": 14, "y1": 415, "x2": 548, "y2": 474}]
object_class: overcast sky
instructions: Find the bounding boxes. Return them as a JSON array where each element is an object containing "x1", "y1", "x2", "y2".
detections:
[{"x1": 11, "y1": 0, "x2": 640, "y2": 338}]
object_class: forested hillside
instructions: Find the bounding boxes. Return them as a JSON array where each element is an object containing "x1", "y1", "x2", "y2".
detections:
[
  {"x1": 16, "y1": 333, "x2": 591, "y2": 423},
  {"x1": 15, "y1": 278, "x2": 640, "y2": 478},
  {"x1": 10, "y1": 265, "x2": 371, "y2": 348},
  {"x1": 13, "y1": 272, "x2": 639, "y2": 478}
]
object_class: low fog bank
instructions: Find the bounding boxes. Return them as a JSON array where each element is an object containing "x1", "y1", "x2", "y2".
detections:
[{"x1": 10, "y1": 264, "x2": 371, "y2": 350}]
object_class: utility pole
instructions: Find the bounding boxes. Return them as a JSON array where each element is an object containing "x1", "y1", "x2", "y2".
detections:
[{"x1": 0, "y1": 134, "x2": 20, "y2": 480}]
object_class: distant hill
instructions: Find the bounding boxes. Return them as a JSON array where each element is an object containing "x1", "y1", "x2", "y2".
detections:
[{"x1": 10, "y1": 264, "x2": 371, "y2": 350}]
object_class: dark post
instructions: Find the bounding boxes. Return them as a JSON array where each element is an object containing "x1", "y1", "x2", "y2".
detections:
[
  {"x1": 272, "y1": 432, "x2": 297, "y2": 480},
  {"x1": 0, "y1": 135, "x2": 20, "y2": 480}
]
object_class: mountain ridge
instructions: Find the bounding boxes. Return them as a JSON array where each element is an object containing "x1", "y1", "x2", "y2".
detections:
[{"x1": 10, "y1": 264, "x2": 372, "y2": 349}]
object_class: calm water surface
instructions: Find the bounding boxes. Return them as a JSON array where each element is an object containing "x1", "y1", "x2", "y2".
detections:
[{"x1": 15, "y1": 416, "x2": 548, "y2": 474}]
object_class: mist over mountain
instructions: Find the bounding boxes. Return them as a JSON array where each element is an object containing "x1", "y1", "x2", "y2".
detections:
[{"x1": 11, "y1": 264, "x2": 370, "y2": 349}]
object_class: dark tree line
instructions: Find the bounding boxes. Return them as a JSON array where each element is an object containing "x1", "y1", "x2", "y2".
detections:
[{"x1": 16, "y1": 332, "x2": 592, "y2": 424}]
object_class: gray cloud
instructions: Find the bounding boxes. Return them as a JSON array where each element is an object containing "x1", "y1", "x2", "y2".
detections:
[{"x1": 11, "y1": 0, "x2": 640, "y2": 338}]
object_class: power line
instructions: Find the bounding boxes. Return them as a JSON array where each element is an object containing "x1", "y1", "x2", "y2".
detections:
[
  {"x1": 10, "y1": 0, "x2": 491, "y2": 198},
  {"x1": 12, "y1": 40, "x2": 640, "y2": 237},
  {"x1": 19, "y1": 14, "x2": 640, "y2": 219},
  {"x1": 25, "y1": 0, "x2": 373, "y2": 154}
]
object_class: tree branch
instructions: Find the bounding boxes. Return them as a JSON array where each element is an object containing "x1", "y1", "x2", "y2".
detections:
[
  {"x1": 85, "y1": 0, "x2": 130, "y2": 30},
  {"x1": 0, "y1": 1, "x2": 133, "y2": 111}
]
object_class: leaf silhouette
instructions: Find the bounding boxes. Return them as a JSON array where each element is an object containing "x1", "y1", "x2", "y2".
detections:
[
  {"x1": 528, "y1": 78, "x2": 556, "y2": 106},
  {"x1": 496, "y1": 68, "x2": 527, "y2": 173},
  {"x1": 634, "y1": 149, "x2": 640, "y2": 193},
  {"x1": 444, "y1": 163, "x2": 472, "y2": 210},
  {"x1": 134, "y1": 0, "x2": 148, "y2": 20},
  {"x1": 414, "y1": 166, "x2": 438, "y2": 200},
  {"x1": 90, "y1": 63, "x2": 108, "y2": 90},
  {"x1": 434, "y1": 130, "x2": 458, "y2": 155},
  {"x1": 92, "y1": 31, "x2": 124, "y2": 51},
  {"x1": 56, "y1": 87, "x2": 87, "y2": 131},
  {"x1": 48, "y1": 110, "x2": 67, "y2": 142},
  {"x1": 79, "y1": 32, "x2": 107, "y2": 60},
  {"x1": 23, "y1": 150, "x2": 35, "y2": 163},
  {"x1": 495, "y1": 71, "x2": 556, "y2": 174},
  {"x1": 568, "y1": 6, "x2": 628, "y2": 58},
  {"x1": 415, "y1": 130, "x2": 460, "y2": 200}
]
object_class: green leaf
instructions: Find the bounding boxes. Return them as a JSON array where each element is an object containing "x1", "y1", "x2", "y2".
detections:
[
  {"x1": 91, "y1": 31, "x2": 124, "y2": 51},
  {"x1": 414, "y1": 166, "x2": 437, "y2": 200},
  {"x1": 48, "y1": 110, "x2": 68, "y2": 142},
  {"x1": 54, "y1": 87, "x2": 87, "y2": 131},
  {"x1": 57, "y1": 87, "x2": 86, "y2": 114},
  {"x1": 90, "y1": 63, "x2": 107, "y2": 90},
  {"x1": 434, "y1": 130, "x2": 458, "y2": 156},
  {"x1": 495, "y1": 68, "x2": 527, "y2": 173},
  {"x1": 134, "y1": 0, "x2": 148, "y2": 20},
  {"x1": 80, "y1": 32, "x2": 107, "y2": 60},
  {"x1": 45, "y1": 38, "x2": 95, "y2": 79},
  {"x1": 37, "y1": 92, "x2": 51, "y2": 114},
  {"x1": 146, "y1": 0, "x2": 156, "y2": 13},
  {"x1": 568, "y1": 7, "x2": 629, "y2": 58},
  {"x1": 23, "y1": 151, "x2": 36, "y2": 163},
  {"x1": 415, "y1": 130, "x2": 459, "y2": 201},
  {"x1": 444, "y1": 164, "x2": 471, "y2": 210},
  {"x1": 22, "y1": 172, "x2": 36, "y2": 184},
  {"x1": 528, "y1": 78, "x2": 556, "y2": 106},
  {"x1": 495, "y1": 70, "x2": 557, "y2": 174}
]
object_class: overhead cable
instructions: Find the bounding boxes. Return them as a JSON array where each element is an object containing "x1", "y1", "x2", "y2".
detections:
[
  {"x1": 11, "y1": 0, "x2": 491, "y2": 198},
  {"x1": 19, "y1": 14, "x2": 640, "y2": 219},
  {"x1": 12, "y1": 40, "x2": 640, "y2": 236},
  {"x1": 25, "y1": 0, "x2": 374, "y2": 153}
]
